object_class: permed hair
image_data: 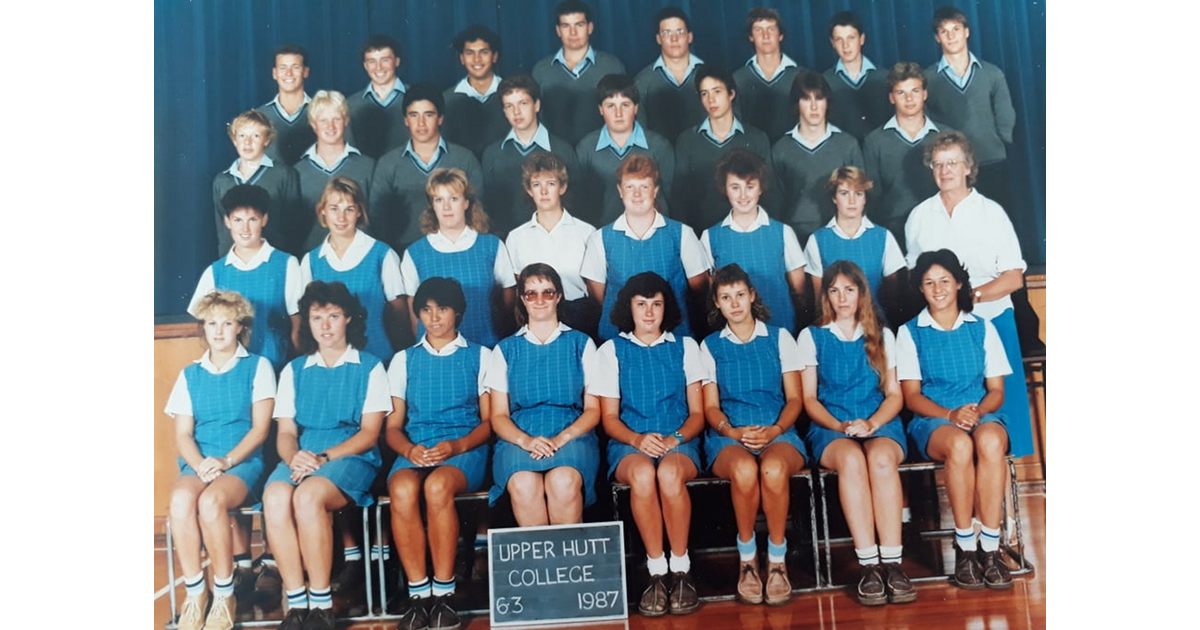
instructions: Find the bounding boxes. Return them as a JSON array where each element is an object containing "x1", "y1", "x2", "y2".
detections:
[
  {"x1": 297, "y1": 281, "x2": 369, "y2": 354},
  {"x1": 707, "y1": 263, "x2": 771, "y2": 328},
  {"x1": 420, "y1": 168, "x2": 490, "y2": 234},
  {"x1": 193, "y1": 290, "x2": 255, "y2": 349}
]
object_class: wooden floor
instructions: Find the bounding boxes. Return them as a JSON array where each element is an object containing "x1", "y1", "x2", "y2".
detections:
[{"x1": 154, "y1": 485, "x2": 1045, "y2": 630}]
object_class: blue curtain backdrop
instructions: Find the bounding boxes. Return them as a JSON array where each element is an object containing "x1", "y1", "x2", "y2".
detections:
[{"x1": 155, "y1": 0, "x2": 1046, "y2": 316}]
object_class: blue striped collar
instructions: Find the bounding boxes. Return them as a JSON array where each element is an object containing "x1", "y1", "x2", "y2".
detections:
[
  {"x1": 834, "y1": 56, "x2": 876, "y2": 86},
  {"x1": 302, "y1": 143, "x2": 361, "y2": 172},
  {"x1": 699, "y1": 116, "x2": 745, "y2": 145},
  {"x1": 224, "y1": 155, "x2": 274, "y2": 183},
  {"x1": 363, "y1": 78, "x2": 406, "y2": 107},
  {"x1": 454, "y1": 75, "x2": 501, "y2": 102},
  {"x1": 403, "y1": 137, "x2": 449, "y2": 171},
  {"x1": 553, "y1": 46, "x2": 596, "y2": 78},
  {"x1": 937, "y1": 53, "x2": 980, "y2": 89},
  {"x1": 503, "y1": 123, "x2": 553, "y2": 152},
  {"x1": 596, "y1": 121, "x2": 649, "y2": 155},
  {"x1": 652, "y1": 53, "x2": 703, "y2": 87},
  {"x1": 883, "y1": 115, "x2": 939, "y2": 144}
]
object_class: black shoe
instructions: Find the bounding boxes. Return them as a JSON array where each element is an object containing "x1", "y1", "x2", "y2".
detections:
[
  {"x1": 668, "y1": 571, "x2": 699, "y2": 615},
  {"x1": 277, "y1": 608, "x2": 308, "y2": 630},
  {"x1": 397, "y1": 596, "x2": 430, "y2": 630},
  {"x1": 232, "y1": 565, "x2": 256, "y2": 599},
  {"x1": 953, "y1": 548, "x2": 985, "y2": 591},
  {"x1": 427, "y1": 595, "x2": 462, "y2": 630},
  {"x1": 254, "y1": 564, "x2": 282, "y2": 611},
  {"x1": 882, "y1": 562, "x2": 917, "y2": 604},
  {"x1": 638, "y1": 574, "x2": 669, "y2": 617},
  {"x1": 385, "y1": 583, "x2": 411, "y2": 616},
  {"x1": 300, "y1": 607, "x2": 336, "y2": 630},
  {"x1": 980, "y1": 550, "x2": 1013, "y2": 590},
  {"x1": 332, "y1": 558, "x2": 365, "y2": 593},
  {"x1": 471, "y1": 547, "x2": 489, "y2": 582},
  {"x1": 855, "y1": 564, "x2": 887, "y2": 606}
]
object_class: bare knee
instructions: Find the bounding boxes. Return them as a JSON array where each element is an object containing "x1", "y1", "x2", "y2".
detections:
[
  {"x1": 508, "y1": 474, "x2": 544, "y2": 506},
  {"x1": 727, "y1": 457, "x2": 759, "y2": 492},
  {"x1": 196, "y1": 488, "x2": 229, "y2": 525},
  {"x1": 544, "y1": 469, "x2": 582, "y2": 503},
  {"x1": 656, "y1": 461, "x2": 689, "y2": 496},
  {"x1": 758, "y1": 456, "x2": 790, "y2": 490},
  {"x1": 943, "y1": 433, "x2": 975, "y2": 468},
  {"x1": 291, "y1": 483, "x2": 326, "y2": 520},
  {"x1": 423, "y1": 472, "x2": 457, "y2": 509},
  {"x1": 169, "y1": 486, "x2": 200, "y2": 522},
  {"x1": 627, "y1": 462, "x2": 658, "y2": 496},
  {"x1": 262, "y1": 483, "x2": 294, "y2": 525},
  {"x1": 389, "y1": 473, "x2": 421, "y2": 515},
  {"x1": 974, "y1": 426, "x2": 1009, "y2": 461}
]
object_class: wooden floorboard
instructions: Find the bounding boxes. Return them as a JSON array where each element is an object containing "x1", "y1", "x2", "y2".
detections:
[{"x1": 154, "y1": 487, "x2": 1044, "y2": 630}]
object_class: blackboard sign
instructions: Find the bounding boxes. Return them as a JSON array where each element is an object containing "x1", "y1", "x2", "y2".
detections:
[{"x1": 488, "y1": 521, "x2": 628, "y2": 626}]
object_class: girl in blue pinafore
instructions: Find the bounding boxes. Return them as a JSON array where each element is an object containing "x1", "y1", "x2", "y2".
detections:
[
  {"x1": 400, "y1": 168, "x2": 516, "y2": 348},
  {"x1": 484, "y1": 263, "x2": 601, "y2": 526},
  {"x1": 384, "y1": 278, "x2": 492, "y2": 627},
  {"x1": 592, "y1": 272, "x2": 706, "y2": 617},
  {"x1": 797, "y1": 261, "x2": 914, "y2": 607},
  {"x1": 261, "y1": 281, "x2": 392, "y2": 629},
  {"x1": 700, "y1": 264, "x2": 808, "y2": 607},
  {"x1": 165, "y1": 290, "x2": 275, "y2": 630},
  {"x1": 190, "y1": 183, "x2": 303, "y2": 373},
  {"x1": 897, "y1": 249, "x2": 1013, "y2": 593},
  {"x1": 701, "y1": 149, "x2": 806, "y2": 336},
  {"x1": 300, "y1": 175, "x2": 406, "y2": 367},
  {"x1": 581, "y1": 154, "x2": 711, "y2": 342},
  {"x1": 803, "y1": 167, "x2": 906, "y2": 326}
]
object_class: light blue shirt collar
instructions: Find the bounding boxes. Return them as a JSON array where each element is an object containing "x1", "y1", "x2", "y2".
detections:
[
  {"x1": 364, "y1": 78, "x2": 406, "y2": 107},
  {"x1": 553, "y1": 46, "x2": 597, "y2": 79},
  {"x1": 652, "y1": 53, "x2": 703, "y2": 87},
  {"x1": 403, "y1": 137, "x2": 448, "y2": 171},
  {"x1": 454, "y1": 75, "x2": 501, "y2": 102},
  {"x1": 748, "y1": 53, "x2": 798, "y2": 81},
  {"x1": 503, "y1": 123, "x2": 553, "y2": 152},
  {"x1": 789, "y1": 123, "x2": 842, "y2": 150},
  {"x1": 596, "y1": 121, "x2": 649, "y2": 155},
  {"x1": 834, "y1": 56, "x2": 877, "y2": 85},
  {"x1": 269, "y1": 93, "x2": 311, "y2": 123},
  {"x1": 883, "y1": 115, "x2": 940, "y2": 143},
  {"x1": 302, "y1": 143, "x2": 361, "y2": 172},
  {"x1": 698, "y1": 116, "x2": 745, "y2": 145},
  {"x1": 937, "y1": 52, "x2": 980, "y2": 89},
  {"x1": 224, "y1": 155, "x2": 275, "y2": 183}
]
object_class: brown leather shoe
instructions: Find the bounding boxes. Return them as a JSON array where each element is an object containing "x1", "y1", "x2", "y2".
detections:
[
  {"x1": 177, "y1": 589, "x2": 208, "y2": 630},
  {"x1": 735, "y1": 560, "x2": 763, "y2": 605},
  {"x1": 882, "y1": 562, "x2": 917, "y2": 603},
  {"x1": 953, "y1": 548, "x2": 985, "y2": 590},
  {"x1": 638, "y1": 573, "x2": 669, "y2": 617},
  {"x1": 764, "y1": 562, "x2": 792, "y2": 606},
  {"x1": 855, "y1": 564, "x2": 887, "y2": 606},
  {"x1": 980, "y1": 550, "x2": 1013, "y2": 590},
  {"x1": 668, "y1": 571, "x2": 700, "y2": 615}
]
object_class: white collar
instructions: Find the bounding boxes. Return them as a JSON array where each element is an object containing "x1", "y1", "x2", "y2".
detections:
[
  {"x1": 821, "y1": 320, "x2": 865, "y2": 341},
  {"x1": 303, "y1": 346, "x2": 361, "y2": 369},
  {"x1": 515, "y1": 322, "x2": 572, "y2": 345},
  {"x1": 721, "y1": 207, "x2": 771, "y2": 232},
  {"x1": 417, "y1": 333, "x2": 469, "y2": 356},
  {"x1": 915, "y1": 307, "x2": 977, "y2": 331},
  {"x1": 195, "y1": 344, "x2": 250, "y2": 374},
  {"x1": 823, "y1": 216, "x2": 877, "y2": 239},
  {"x1": 718, "y1": 319, "x2": 769, "y2": 344},
  {"x1": 618, "y1": 330, "x2": 676, "y2": 347},
  {"x1": 317, "y1": 229, "x2": 375, "y2": 261}
]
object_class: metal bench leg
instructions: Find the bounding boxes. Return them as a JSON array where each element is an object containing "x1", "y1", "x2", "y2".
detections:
[
  {"x1": 805, "y1": 471, "x2": 820, "y2": 589},
  {"x1": 362, "y1": 506, "x2": 375, "y2": 615},
  {"x1": 166, "y1": 519, "x2": 178, "y2": 628},
  {"x1": 817, "y1": 470, "x2": 834, "y2": 588}
]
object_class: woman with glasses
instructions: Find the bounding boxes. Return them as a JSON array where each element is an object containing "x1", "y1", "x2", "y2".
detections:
[{"x1": 484, "y1": 263, "x2": 601, "y2": 525}]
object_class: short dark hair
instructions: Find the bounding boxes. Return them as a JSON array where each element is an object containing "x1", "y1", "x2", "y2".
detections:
[
  {"x1": 554, "y1": 0, "x2": 593, "y2": 24},
  {"x1": 789, "y1": 70, "x2": 832, "y2": 104},
  {"x1": 611, "y1": 272, "x2": 683, "y2": 333},
  {"x1": 694, "y1": 64, "x2": 737, "y2": 100},
  {"x1": 360, "y1": 34, "x2": 402, "y2": 60},
  {"x1": 453, "y1": 24, "x2": 502, "y2": 56},
  {"x1": 707, "y1": 263, "x2": 771, "y2": 328},
  {"x1": 744, "y1": 7, "x2": 785, "y2": 39},
  {"x1": 498, "y1": 74, "x2": 541, "y2": 102},
  {"x1": 714, "y1": 148, "x2": 769, "y2": 197},
  {"x1": 413, "y1": 277, "x2": 467, "y2": 328},
  {"x1": 595, "y1": 73, "x2": 639, "y2": 106},
  {"x1": 221, "y1": 184, "x2": 271, "y2": 217},
  {"x1": 653, "y1": 6, "x2": 690, "y2": 33},
  {"x1": 910, "y1": 249, "x2": 974, "y2": 313},
  {"x1": 297, "y1": 281, "x2": 369, "y2": 355},
  {"x1": 273, "y1": 44, "x2": 308, "y2": 66},
  {"x1": 932, "y1": 6, "x2": 969, "y2": 33},
  {"x1": 886, "y1": 61, "x2": 927, "y2": 91},
  {"x1": 514, "y1": 263, "x2": 566, "y2": 326},
  {"x1": 403, "y1": 83, "x2": 446, "y2": 116},
  {"x1": 828, "y1": 11, "x2": 864, "y2": 37}
]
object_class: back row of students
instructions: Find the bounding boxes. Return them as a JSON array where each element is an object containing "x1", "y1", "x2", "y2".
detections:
[
  {"x1": 171, "y1": 240, "x2": 1016, "y2": 630},
  {"x1": 217, "y1": 3, "x2": 1018, "y2": 257}
]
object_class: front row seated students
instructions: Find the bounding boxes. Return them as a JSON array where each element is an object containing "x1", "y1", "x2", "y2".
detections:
[
  {"x1": 485, "y1": 263, "x2": 602, "y2": 526},
  {"x1": 673, "y1": 64, "x2": 777, "y2": 233},
  {"x1": 167, "y1": 290, "x2": 275, "y2": 630},
  {"x1": 258, "y1": 44, "x2": 315, "y2": 168},
  {"x1": 505, "y1": 152, "x2": 599, "y2": 339},
  {"x1": 400, "y1": 168, "x2": 516, "y2": 349},
  {"x1": 700, "y1": 149, "x2": 805, "y2": 337},
  {"x1": 212, "y1": 109, "x2": 300, "y2": 258},
  {"x1": 804, "y1": 167, "x2": 905, "y2": 325},
  {"x1": 898, "y1": 249, "x2": 1013, "y2": 591},
  {"x1": 191, "y1": 184, "x2": 303, "y2": 373},
  {"x1": 370, "y1": 83, "x2": 484, "y2": 254},
  {"x1": 582, "y1": 155, "x2": 710, "y2": 343},
  {"x1": 386, "y1": 277, "x2": 493, "y2": 630},
  {"x1": 797, "y1": 260, "x2": 915, "y2": 607},
  {"x1": 593, "y1": 272, "x2": 705, "y2": 617},
  {"x1": 574, "y1": 73, "x2": 675, "y2": 227},
  {"x1": 295, "y1": 90, "x2": 376, "y2": 253},
  {"x1": 772, "y1": 71, "x2": 864, "y2": 244},
  {"x1": 346, "y1": 34, "x2": 409, "y2": 160},
  {"x1": 442, "y1": 24, "x2": 509, "y2": 161},
  {"x1": 483, "y1": 74, "x2": 580, "y2": 239},
  {"x1": 300, "y1": 176, "x2": 407, "y2": 367},
  {"x1": 263, "y1": 281, "x2": 391, "y2": 630},
  {"x1": 701, "y1": 264, "x2": 808, "y2": 607}
]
